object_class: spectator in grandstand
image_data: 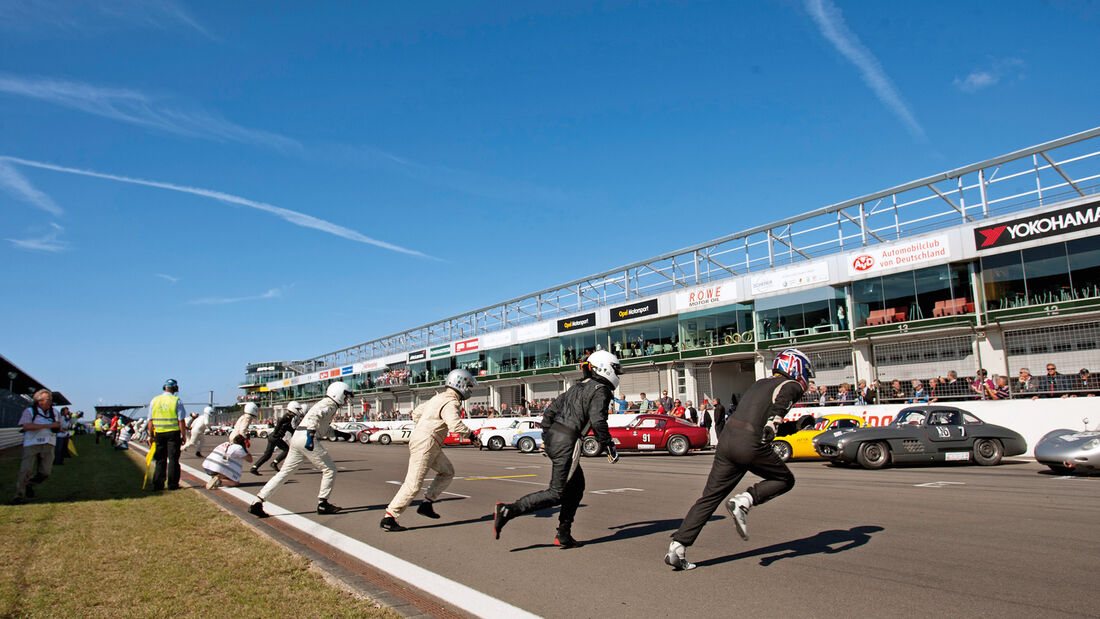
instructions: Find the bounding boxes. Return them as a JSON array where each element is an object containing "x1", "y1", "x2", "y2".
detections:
[
  {"x1": 908, "y1": 380, "x2": 928, "y2": 403},
  {"x1": 655, "y1": 400, "x2": 667, "y2": 415},
  {"x1": 816, "y1": 384, "x2": 830, "y2": 405},
  {"x1": 834, "y1": 383, "x2": 853, "y2": 405},
  {"x1": 659, "y1": 390, "x2": 674, "y2": 414},
  {"x1": 856, "y1": 379, "x2": 876, "y2": 405},
  {"x1": 889, "y1": 380, "x2": 907, "y2": 403},
  {"x1": 612, "y1": 393, "x2": 628, "y2": 414},
  {"x1": 1014, "y1": 368, "x2": 1037, "y2": 396},
  {"x1": 937, "y1": 370, "x2": 965, "y2": 400},
  {"x1": 671, "y1": 399, "x2": 686, "y2": 418},
  {"x1": 638, "y1": 393, "x2": 651, "y2": 414},
  {"x1": 1070, "y1": 368, "x2": 1098, "y2": 397},
  {"x1": 927, "y1": 377, "x2": 942, "y2": 402},
  {"x1": 971, "y1": 369, "x2": 995, "y2": 400},
  {"x1": 802, "y1": 381, "x2": 818, "y2": 405},
  {"x1": 1034, "y1": 364, "x2": 1071, "y2": 399},
  {"x1": 991, "y1": 375, "x2": 1011, "y2": 400}
]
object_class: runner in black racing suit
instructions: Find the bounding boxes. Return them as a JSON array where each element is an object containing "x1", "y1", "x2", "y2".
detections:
[
  {"x1": 664, "y1": 348, "x2": 813, "y2": 570},
  {"x1": 493, "y1": 350, "x2": 622, "y2": 548},
  {"x1": 250, "y1": 401, "x2": 301, "y2": 475}
]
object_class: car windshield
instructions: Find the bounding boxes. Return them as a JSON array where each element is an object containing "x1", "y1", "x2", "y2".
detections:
[
  {"x1": 894, "y1": 411, "x2": 926, "y2": 426},
  {"x1": 813, "y1": 418, "x2": 830, "y2": 431}
]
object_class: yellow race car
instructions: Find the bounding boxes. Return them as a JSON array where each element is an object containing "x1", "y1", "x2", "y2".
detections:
[{"x1": 771, "y1": 414, "x2": 867, "y2": 462}]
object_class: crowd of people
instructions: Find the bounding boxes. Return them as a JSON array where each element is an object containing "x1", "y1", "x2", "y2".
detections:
[{"x1": 797, "y1": 364, "x2": 1099, "y2": 406}]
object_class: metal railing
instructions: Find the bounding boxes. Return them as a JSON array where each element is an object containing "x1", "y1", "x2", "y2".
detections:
[{"x1": 304, "y1": 127, "x2": 1100, "y2": 370}]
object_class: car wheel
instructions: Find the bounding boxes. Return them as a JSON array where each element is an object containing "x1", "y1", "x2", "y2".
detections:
[
  {"x1": 517, "y1": 437, "x2": 536, "y2": 453},
  {"x1": 259, "y1": 431, "x2": 268, "y2": 438},
  {"x1": 379, "y1": 434, "x2": 392, "y2": 445},
  {"x1": 581, "y1": 436, "x2": 601, "y2": 457},
  {"x1": 772, "y1": 440, "x2": 792, "y2": 462},
  {"x1": 856, "y1": 441, "x2": 890, "y2": 470},
  {"x1": 667, "y1": 434, "x2": 690, "y2": 456},
  {"x1": 487, "y1": 436, "x2": 505, "y2": 451},
  {"x1": 973, "y1": 438, "x2": 1003, "y2": 466},
  {"x1": 358, "y1": 431, "x2": 371, "y2": 444}
]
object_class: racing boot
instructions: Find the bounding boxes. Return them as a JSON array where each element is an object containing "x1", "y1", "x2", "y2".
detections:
[
  {"x1": 195, "y1": 451, "x2": 203, "y2": 458},
  {"x1": 24, "y1": 485, "x2": 35, "y2": 499},
  {"x1": 250, "y1": 466, "x2": 262, "y2": 476},
  {"x1": 317, "y1": 499, "x2": 342, "y2": 515},
  {"x1": 270, "y1": 460, "x2": 281, "y2": 472},
  {"x1": 725, "y1": 492, "x2": 753, "y2": 541},
  {"x1": 249, "y1": 501, "x2": 269, "y2": 518},
  {"x1": 493, "y1": 502, "x2": 513, "y2": 539},
  {"x1": 554, "y1": 527, "x2": 583, "y2": 549},
  {"x1": 416, "y1": 499, "x2": 441, "y2": 519},
  {"x1": 205, "y1": 476, "x2": 221, "y2": 489},
  {"x1": 664, "y1": 541, "x2": 696, "y2": 571},
  {"x1": 379, "y1": 515, "x2": 408, "y2": 532}
]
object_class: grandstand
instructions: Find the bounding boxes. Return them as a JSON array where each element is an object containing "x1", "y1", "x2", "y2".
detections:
[{"x1": 242, "y1": 127, "x2": 1100, "y2": 414}]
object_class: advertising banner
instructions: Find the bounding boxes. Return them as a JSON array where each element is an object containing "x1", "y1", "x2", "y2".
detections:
[
  {"x1": 846, "y1": 234, "x2": 949, "y2": 277},
  {"x1": 675, "y1": 282, "x2": 735, "y2": 311},
  {"x1": 750, "y1": 261, "x2": 830, "y2": 296},
  {"x1": 556, "y1": 312, "x2": 597, "y2": 333},
  {"x1": 973, "y1": 199, "x2": 1100, "y2": 250},
  {"x1": 609, "y1": 299, "x2": 659, "y2": 323}
]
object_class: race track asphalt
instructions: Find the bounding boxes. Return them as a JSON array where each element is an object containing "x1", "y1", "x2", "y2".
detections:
[{"x1": 203, "y1": 437, "x2": 1100, "y2": 618}]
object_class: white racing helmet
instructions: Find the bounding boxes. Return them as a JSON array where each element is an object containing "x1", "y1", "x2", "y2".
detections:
[
  {"x1": 445, "y1": 368, "x2": 478, "y2": 399},
  {"x1": 243, "y1": 403, "x2": 259, "y2": 417},
  {"x1": 286, "y1": 401, "x2": 303, "y2": 416},
  {"x1": 585, "y1": 350, "x2": 622, "y2": 389},
  {"x1": 203, "y1": 406, "x2": 214, "y2": 415},
  {"x1": 327, "y1": 381, "x2": 352, "y2": 405}
]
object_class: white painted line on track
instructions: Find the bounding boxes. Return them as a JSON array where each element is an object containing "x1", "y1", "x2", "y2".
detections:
[
  {"x1": 913, "y1": 481, "x2": 966, "y2": 488},
  {"x1": 384, "y1": 480, "x2": 470, "y2": 498},
  {"x1": 132, "y1": 443, "x2": 537, "y2": 619},
  {"x1": 589, "y1": 487, "x2": 644, "y2": 495}
]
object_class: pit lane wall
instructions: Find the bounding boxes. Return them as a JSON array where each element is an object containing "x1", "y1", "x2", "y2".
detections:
[{"x1": 363, "y1": 399, "x2": 1096, "y2": 457}]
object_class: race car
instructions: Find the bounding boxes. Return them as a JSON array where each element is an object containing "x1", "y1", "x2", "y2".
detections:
[
  {"x1": 369, "y1": 422, "x2": 415, "y2": 445},
  {"x1": 444, "y1": 431, "x2": 476, "y2": 446},
  {"x1": 581, "y1": 414, "x2": 709, "y2": 457},
  {"x1": 771, "y1": 414, "x2": 867, "y2": 462},
  {"x1": 328, "y1": 421, "x2": 372, "y2": 442},
  {"x1": 1034, "y1": 421, "x2": 1100, "y2": 474},
  {"x1": 512, "y1": 429, "x2": 544, "y2": 453},
  {"x1": 478, "y1": 419, "x2": 543, "y2": 451},
  {"x1": 812, "y1": 405, "x2": 1027, "y2": 469}
]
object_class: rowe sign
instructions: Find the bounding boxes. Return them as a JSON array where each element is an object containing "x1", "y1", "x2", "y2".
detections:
[{"x1": 974, "y1": 200, "x2": 1100, "y2": 251}]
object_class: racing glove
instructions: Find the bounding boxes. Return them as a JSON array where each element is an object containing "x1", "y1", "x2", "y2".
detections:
[
  {"x1": 305, "y1": 430, "x2": 315, "y2": 451},
  {"x1": 605, "y1": 444, "x2": 620, "y2": 464}
]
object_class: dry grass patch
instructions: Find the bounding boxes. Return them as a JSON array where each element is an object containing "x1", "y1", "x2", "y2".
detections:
[{"x1": 0, "y1": 436, "x2": 398, "y2": 618}]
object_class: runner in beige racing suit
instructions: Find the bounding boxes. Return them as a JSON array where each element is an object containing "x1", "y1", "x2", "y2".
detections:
[{"x1": 380, "y1": 369, "x2": 476, "y2": 531}]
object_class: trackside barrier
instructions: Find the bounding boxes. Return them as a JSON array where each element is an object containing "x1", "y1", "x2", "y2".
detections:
[{"x1": 0, "y1": 428, "x2": 23, "y2": 450}]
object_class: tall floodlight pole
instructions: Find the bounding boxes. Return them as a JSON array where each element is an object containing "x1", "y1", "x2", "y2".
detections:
[{"x1": 7, "y1": 372, "x2": 16, "y2": 392}]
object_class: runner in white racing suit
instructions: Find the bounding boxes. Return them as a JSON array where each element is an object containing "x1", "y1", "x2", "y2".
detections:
[
  {"x1": 181, "y1": 406, "x2": 212, "y2": 457},
  {"x1": 380, "y1": 369, "x2": 475, "y2": 531},
  {"x1": 249, "y1": 382, "x2": 351, "y2": 517}
]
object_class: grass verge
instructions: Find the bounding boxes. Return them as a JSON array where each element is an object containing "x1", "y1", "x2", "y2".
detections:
[{"x1": 0, "y1": 435, "x2": 397, "y2": 618}]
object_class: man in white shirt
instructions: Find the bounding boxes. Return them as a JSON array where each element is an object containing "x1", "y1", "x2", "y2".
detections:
[{"x1": 12, "y1": 389, "x2": 61, "y2": 504}]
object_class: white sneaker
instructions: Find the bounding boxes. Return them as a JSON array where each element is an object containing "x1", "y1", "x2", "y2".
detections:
[
  {"x1": 205, "y1": 476, "x2": 221, "y2": 490},
  {"x1": 725, "y1": 493, "x2": 752, "y2": 541},
  {"x1": 664, "y1": 541, "x2": 696, "y2": 571}
]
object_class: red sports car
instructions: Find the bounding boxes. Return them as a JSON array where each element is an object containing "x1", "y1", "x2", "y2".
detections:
[
  {"x1": 443, "y1": 431, "x2": 476, "y2": 446},
  {"x1": 582, "y1": 414, "x2": 709, "y2": 456}
]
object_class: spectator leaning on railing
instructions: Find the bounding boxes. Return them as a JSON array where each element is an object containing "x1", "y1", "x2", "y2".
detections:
[
  {"x1": 1035, "y1": 364, "x2": 1071, "y2": 399},
  {"x1": 1072, "y1": 368, "x2": 1098, "y2": 397}
]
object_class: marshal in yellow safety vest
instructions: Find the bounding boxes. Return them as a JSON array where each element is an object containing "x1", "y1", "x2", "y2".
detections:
[{"x1": 150, "y1": 393, "x2": 182, "y2": 434}]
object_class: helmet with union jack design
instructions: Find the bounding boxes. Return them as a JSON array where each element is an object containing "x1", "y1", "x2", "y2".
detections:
[{"x1": 772, "y1": 348, "x2": 814, "y2": 390}]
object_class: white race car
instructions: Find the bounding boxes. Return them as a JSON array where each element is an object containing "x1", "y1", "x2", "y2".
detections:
[
  {"x1": 478, "y1": 419, "x2": 543, "y2": 451},
  {"x1": 370, "y1": 422, "x2": 415, "y2": 445}
]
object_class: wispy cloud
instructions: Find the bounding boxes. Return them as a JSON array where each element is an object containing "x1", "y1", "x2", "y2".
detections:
[
  {"x1": 0, "y1": 0, "x2": 211, "y2": 38},
  {"x1": 0, "y1": 159, "x2": 63, "y2": 216},
  {"x1": 7, "y1": 222, "x2": 68, "y2": 252},
  {"x1": 156, "y1": 273, "x2": 180, "y2": 284},
  {"x1": 804, "y1": 0, "x2": 926, "y2": 141},
  {"x1": 0, "y1": 156, "x2": 434, "y2": 259},
  {"x1": 0, "y1": 74, "x2": 297, "y2": 151},
  {"x1": 188, "y1": 286, "x2": 287, "y2": 305},
  {"x1": 954, "y1": 58, "x2": 1025, "y2": 93}
]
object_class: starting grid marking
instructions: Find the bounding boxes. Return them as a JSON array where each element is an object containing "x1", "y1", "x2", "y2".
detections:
[
  {"x1": 590, "y1": 487, "x2": 644, "y2": 495},
  {"x1": 913, "y1": 481, "x2": 967, "y2": 488},
  {"x1": 130, "y1": 443, "x2": 537, "y2": 619},
  {"x1": 459, "y1": 474, "x2": 539, "y2": 481},
  {"x1": 384, "y1": 480, "x2": 470, "y2": 498}
]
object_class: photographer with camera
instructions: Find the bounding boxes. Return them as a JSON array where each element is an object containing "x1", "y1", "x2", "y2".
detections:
[{"x1": 12, "y1": 389, "x2": 61, "y2": 504}]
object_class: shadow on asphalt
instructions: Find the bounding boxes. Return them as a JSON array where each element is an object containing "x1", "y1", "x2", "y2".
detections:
[
  {"x1": 300, "y1": 496, "x2": 465, "y2": 516},
  {"x1": 694, "y1": 525, "x2": 885, "y2": 567},
  {"x1": 508, "y1": 516, "x2": 722, "y2": 552}
]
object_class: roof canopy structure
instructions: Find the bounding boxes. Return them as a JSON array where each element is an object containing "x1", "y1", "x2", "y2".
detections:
[{"x1": 0, "y1": 353, "x2": 72, "y2": 406}]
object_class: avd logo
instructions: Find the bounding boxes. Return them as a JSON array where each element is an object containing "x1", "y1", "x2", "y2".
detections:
[{"x1": 852, "y1": 255, "x2": 874, "y2": 271}]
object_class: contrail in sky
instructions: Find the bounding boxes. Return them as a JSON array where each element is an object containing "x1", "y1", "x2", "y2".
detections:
[
  {"x1": 0, "y1": 155, "x2": 433, "y2": 259},
  {"x1": 805, "y1": 0, "x2": 926, "y2": 141}
]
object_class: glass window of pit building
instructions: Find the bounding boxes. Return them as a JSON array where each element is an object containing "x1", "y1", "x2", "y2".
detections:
[
  {"x1": 981, "y1": 237, "x2": 1100, "y2": 311},
  {"x1": 678, "y1": 302, "x2": 753, "y2": 349},
  {"x1": 851, "y1": 263, "x2": 971, "y2": 327},
  {"x1": 610, "y1": 317, "x2": 678, "y2": 358},
  {"x1": 755, "y1": 286, "x2": 846, "y2": 340}
]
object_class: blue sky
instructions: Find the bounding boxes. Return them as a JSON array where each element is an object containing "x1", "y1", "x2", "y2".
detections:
[{"x1": 2, "y1": 0, "x2": 1098, "y2": 411}]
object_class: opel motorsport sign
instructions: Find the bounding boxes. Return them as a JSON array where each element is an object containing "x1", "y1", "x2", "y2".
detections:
[
  {"x1": 846, "y1": 234, "x2": 949, "y2": 277},
  {"x1": 974, "y1": 200, "x2": 1100, "y2": 251},
  {"x1": 609, "y1": 299, "x2": 658, "y2": 323},
  {"x1": 557, "y1": 312, "x2": 596, "y2": 333}
]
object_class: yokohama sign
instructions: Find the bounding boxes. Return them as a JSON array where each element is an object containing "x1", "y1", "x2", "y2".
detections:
[{"x1": 973, "y1": 200, "x2": 1100, "y2": 251}]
